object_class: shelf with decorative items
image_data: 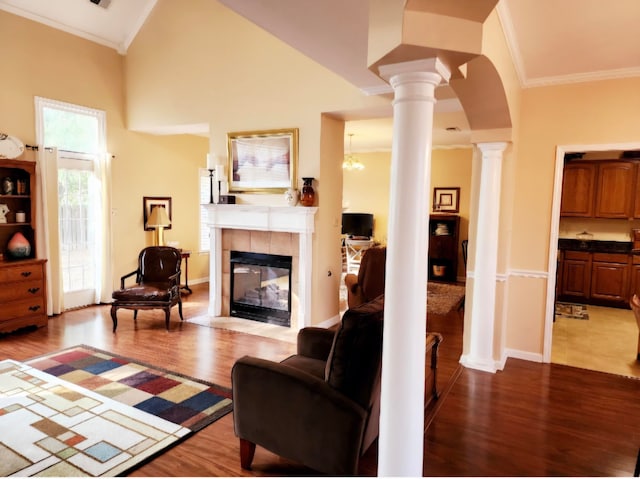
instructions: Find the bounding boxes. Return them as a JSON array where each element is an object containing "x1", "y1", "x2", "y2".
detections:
[
  {"x1": 0, "y1": 156, "x2": 47, "y2": 333},
  {"x1": 428, "y1": 214, "x2": 460, "y2": 283}
]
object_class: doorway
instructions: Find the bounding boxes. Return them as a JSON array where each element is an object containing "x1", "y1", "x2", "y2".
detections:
[
  {"x1": 546, "y1": 142, "x2": 640, "y2": 378},
  {"x1": 35, "y1": 96, "x2": 110, "y2": 311}
]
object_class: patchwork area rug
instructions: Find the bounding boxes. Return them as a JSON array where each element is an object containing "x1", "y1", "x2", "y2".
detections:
[
  {"x1": 0, "y1": 345, "x2": 233, "y2": 476},
  {"x1": 555, "y1": 301, "x2": 589, "y2": 320},
  {"x1": 0, "y1": 359, "x2": 190, "y2": 476}
]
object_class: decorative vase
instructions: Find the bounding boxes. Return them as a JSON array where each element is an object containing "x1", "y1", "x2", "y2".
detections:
[
  {"x1": 7, "y1": 231, "x2": 31, "y2": 258},
  {"x1": 300, "y1": 177, "x2": 315, "y2": 207},
  {"x1": 2, "y1": 177, "x2": 14, "y2": 195},
  {"x1": 284, "y1": 187, "x2": 299, "y2": 206}
]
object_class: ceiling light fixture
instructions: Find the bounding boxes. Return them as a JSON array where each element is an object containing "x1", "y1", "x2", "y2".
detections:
[{"x1": 343, "y1": 133, "x2": 364, "y2": 171}]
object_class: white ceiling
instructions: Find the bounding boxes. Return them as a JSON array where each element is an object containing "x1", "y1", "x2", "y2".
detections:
[{"x1": 4, "y1": 0, "x2": 639, "y2": 151}]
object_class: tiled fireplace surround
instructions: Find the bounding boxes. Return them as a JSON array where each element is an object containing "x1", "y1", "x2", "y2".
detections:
[{"x1": 205, "y1": 204, "x2": 318, "y2": 330}]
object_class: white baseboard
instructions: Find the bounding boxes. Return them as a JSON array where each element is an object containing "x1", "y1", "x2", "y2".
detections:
[{"x1": 505, "y1": 348, "x2": 544, "y2": 363}]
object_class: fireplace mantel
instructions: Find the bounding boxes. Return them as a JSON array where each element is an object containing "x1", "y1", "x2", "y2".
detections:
[{"x1": 205, "y1": 204, "x2": 318, "y2": 329}]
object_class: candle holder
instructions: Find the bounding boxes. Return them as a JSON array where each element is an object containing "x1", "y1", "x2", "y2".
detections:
[{"x1": 208, "y1": 169, "x2": 215, "y2": 204}]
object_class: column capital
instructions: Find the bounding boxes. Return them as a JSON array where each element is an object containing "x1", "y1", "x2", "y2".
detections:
[
  {"x1": 475, "y1": 141, "x2": 508, "y2": 154},
  {"x1": 378, "y1": 57, "x2": 451, "y2": 84}
]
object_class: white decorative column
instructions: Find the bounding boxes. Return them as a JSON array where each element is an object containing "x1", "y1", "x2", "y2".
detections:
[
  {"x1": 377, "y1": 58, "x2": 451, "y2": 477},
  {"x1": 460, "y1": 142, "x2": 507, "y2": 372}
]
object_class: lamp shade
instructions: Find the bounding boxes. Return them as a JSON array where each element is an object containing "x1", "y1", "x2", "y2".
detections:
[{"x1": 147, "y1": 205, "x2": 170, "y2": 227}]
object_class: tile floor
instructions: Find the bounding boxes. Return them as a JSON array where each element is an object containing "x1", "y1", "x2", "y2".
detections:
[{"x1": 552, "y1": 302, "x2": 640, "y2": 379}]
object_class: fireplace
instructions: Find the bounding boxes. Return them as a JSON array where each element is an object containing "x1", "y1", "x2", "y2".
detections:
[
  {"x1": 206, "y1": 204, "x2": 317, "y2": 330},
  {"x1": 230, "y1": 251, "x2": 292, "y2": 327}
]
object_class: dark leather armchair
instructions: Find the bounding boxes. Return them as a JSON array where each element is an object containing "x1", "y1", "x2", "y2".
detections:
[
  {"x1": 110, "y1": 246, "x2": 183, "y2": 332},
  {"x1": 344, "y1": 245, "x2": 386, "y2": 309},
  {"x1": 232, "y1": 296, "x2": 386, "y2": 475}
]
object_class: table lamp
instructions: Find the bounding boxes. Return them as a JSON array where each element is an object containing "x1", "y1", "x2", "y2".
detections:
[{"x1": 147, "y1": 205, "x2": 171, "y2": 246}]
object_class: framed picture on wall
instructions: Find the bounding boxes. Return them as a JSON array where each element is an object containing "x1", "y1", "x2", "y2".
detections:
[
  {"x1": 143, "y1": 196, "x2": 172, "y2": 231},
  {"x1": 432, "y1": 187, "x2": 460, "y2": 213},
  {"x1": 227, "y1": 128, "x2": 298, "y2": 193}
]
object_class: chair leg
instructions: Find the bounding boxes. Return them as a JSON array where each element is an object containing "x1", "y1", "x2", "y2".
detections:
[
  {"x1": 239, "y1": 438, "x2": 256, "y2": 470},
  {"x1": 164, "y1": 308, "x2": 170, "y2": 330},
  {"x1": 110, "y1": 305, "x2": 118, "y2": 333},
  {"x1": 133, "y1": 310, "x2": 138, "y2": 320},
  {"x1": 178, "y1": 298, "x2": 184, "y2": 321}
]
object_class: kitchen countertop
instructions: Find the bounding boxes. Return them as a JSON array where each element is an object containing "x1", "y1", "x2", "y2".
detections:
[{"x1": 558, "y1": 238, "x2": 633, "y2": 254}]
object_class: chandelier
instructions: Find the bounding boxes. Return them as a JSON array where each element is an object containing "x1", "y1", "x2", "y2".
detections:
[{"x1": 343, "y1": 133, "x2": 364, "y2": 171}]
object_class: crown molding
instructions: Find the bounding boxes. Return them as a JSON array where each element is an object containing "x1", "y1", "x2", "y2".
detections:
[{"x1": 0, "y1": 1, "x2": 121, "y2": 53}]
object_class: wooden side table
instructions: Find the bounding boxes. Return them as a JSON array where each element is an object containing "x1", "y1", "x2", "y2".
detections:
[{"x1": 179, "y1": 250, "x2": 192, "y2": 294}]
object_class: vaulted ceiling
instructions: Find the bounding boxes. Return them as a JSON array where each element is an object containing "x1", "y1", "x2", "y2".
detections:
[{"x1": 2, "y1": 0, "x2": 639, "y2": 150}]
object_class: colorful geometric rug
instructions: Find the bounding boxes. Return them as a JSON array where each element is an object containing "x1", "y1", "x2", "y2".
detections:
[
  {"x1": 26, "y1": 346, "x2": 233, "y2": 432},
  {"x1": 555, "y1": 301, "x2": 589, "y2": 320},
  {"x1": 0, "y1": 345, "x2": 233, "y2": 477},
  {"x1": 0, "y1": 359, "x2": 190, "y2": 476}
]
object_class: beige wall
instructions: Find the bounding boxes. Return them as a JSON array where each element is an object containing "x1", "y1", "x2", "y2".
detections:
[
  {"x1": 342, "y1": 147, "x2": 472, "y2": 279},
  {"x1": 506, "y1": 77, "x2": 640, "y2": 355},
  {"x1": 0, "y1": 10, "x2": 210, "y2": 292},
  {"x1": 125, "y1": 0, "x2": 390, "y2": 324}
]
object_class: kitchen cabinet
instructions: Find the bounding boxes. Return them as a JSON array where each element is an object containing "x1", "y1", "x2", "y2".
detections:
[
  {"x1": 630, "y1": 256, "x2": 640, "y2": 299},
  {"x1": 561, "y1": 160, "x2": 637, "y2": 218},
  {"x1": 428, "y1": 214, "x2": 459, "y2": 283},
  {"x1": 594, "y1": 161, "x2": 635, "y2": 218},
  {"x1": 590, "y1": 252, "x2": 630, "y2": 302},
  {"x1": 558, "y1": 246, "x2": 633, "y2": 307},
  {"x1": 560, "y1": 250, "x2": 592, "y2": 300},
  {"x1": 633, "y1": 166, "x2": 640, "y2": 218},
  {"x1": 560, "y1": 162, "x2": 596, "y2": 217}
]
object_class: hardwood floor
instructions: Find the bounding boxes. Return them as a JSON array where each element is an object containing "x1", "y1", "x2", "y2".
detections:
[{"x1": 2, "y1": 283, "x2": 640, "y2": 476}]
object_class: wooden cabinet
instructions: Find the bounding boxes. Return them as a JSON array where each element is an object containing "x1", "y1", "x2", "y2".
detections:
[
  {"x1": 0, "y1": 158, "x2": 47, "y2": 333},
  {"x1": 561, "y1": 250, "x2": 592, "y2": 300},
  {"x1": 590, "y1": 253, "x2": 630, "y2": 302},
  {"x1": 0, "y1": 259, "x2": 47, "y2": 332},
  {"x1": 428, "y1": 214, "x2": 459, "y2": 283},
  {"x1": 561, "y1": 160, "x2": 638, "y2": 218},
  {"x1": 561, "y1": 162, "x2": 596, "y2": 217},
  {"x1": 630, "y1": 256, "x2": 640, "y2": 299},
  {"x1": 633, "y1": 166, "x2": 640, "y2": 218},
  {"x1": 559, "y1": 249, "x2": 632, "y2": 307},
  {"x1": 0, "y1": 159, "x2": 36, "y2": 253},
  {"x1": 594, "y1": 161, "x2": 635, "y2": 218}
]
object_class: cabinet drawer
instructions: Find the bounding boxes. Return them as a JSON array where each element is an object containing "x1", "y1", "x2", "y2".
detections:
[
  {"x1": 564, "y1": 250, "x2": 591, "y2": 261},
  {"x1": 0, "y1": 279, "x2": 44, "y2": 302},
  {"x1": 0, "y1": 297, "x2": 46, "y2": 322},
  {"x1": 592, "y1": 252, "x2": 629, "y2": 264},
  {"x1": 0, "y1": 263, "x2": 43, "y2": 283}
]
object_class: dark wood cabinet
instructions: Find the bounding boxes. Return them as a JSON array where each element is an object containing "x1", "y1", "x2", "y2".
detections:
[
  {"x1": 558, "y1": 249, "x2": 632, "y2": 307},
  {"x1": 428, "y1": 214, "x2": 459, "y2": 283},
  {"x1": 630, "y1": 256, "x2": 640, "y2": 299},
  {"x1": 594, "y1": 161, "x2": 635, "y2": 218},
  {"x1": 561, "y1": 250, "x2": 592, "y2": 300},
  {"x1": 560, "y1": 162, "x2": 596, "y2": 217},
  {"x1": 590, "y1": 253, "x2": 630, "y2": 302},
  {"x1": 561, "y1": 160, "x2": 638, "y2": 219},
  {"x1": 633, "y1": 166, "x2": 640, "y2": 218},
  {"x1": 0, "y1": 158, "x2": 47, "y2": 333}
]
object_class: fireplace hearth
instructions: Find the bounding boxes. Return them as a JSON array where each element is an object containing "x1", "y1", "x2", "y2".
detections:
[{"x1": 230, "y1": 251, "x2": 292, "y2": 327}]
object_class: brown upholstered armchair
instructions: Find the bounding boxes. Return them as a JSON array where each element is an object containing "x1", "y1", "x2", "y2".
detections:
[
  {"x1": 344, "y1": 245, "x2": 386, "y2": 309},
  {"x1": 232, "y1": 296, "x2": 386, "y2": 476},
  {"x1": 110, "y1": 246, "x2": 183, "y2": 332}
]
